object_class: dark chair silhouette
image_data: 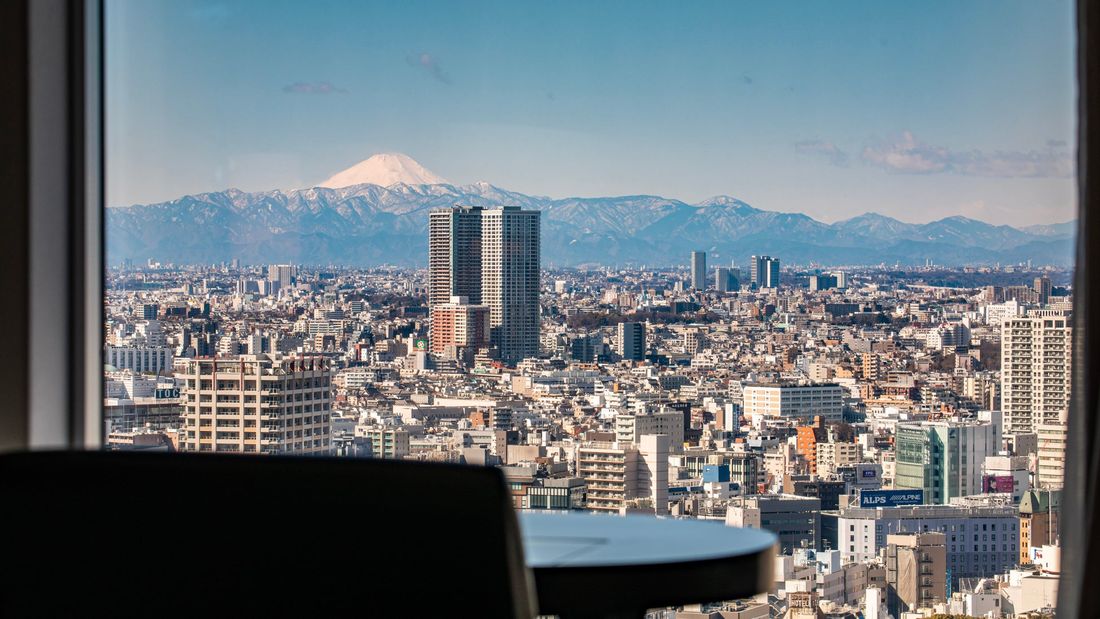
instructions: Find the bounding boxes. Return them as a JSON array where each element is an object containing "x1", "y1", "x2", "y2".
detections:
[{"x1": 0, "y1": 451, "x2": 536, "y2": 618}]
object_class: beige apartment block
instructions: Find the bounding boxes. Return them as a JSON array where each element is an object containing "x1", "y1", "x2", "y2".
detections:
[{"x1": 178, "y1": 354, "x2": 333, "y2": 456}]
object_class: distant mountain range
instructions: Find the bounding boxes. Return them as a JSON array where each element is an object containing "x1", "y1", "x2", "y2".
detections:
[{"x1": 106, "y1": 155, "x2": 1076, "y2": 268}]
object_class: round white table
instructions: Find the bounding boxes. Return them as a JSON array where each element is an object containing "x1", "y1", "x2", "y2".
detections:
[{"x1": 520, "y1": 511, "x2": 778, "y2": 618}]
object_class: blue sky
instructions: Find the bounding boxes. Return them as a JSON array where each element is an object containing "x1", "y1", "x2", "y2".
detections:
[{"x1": 106, "y1": 0, "x2": 1077, "y2": 226}]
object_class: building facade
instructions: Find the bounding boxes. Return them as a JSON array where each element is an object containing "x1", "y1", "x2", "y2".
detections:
[
  {"x1": 690, "y1": 251, "x2": 707, "y2": 290},
  {"x1": 428, "y1": 296, "x2": 490, "y2": 356},
  {"x1": 616, "y1": 321, "x2": 646, "y2": 361},
  {"x1": 177, "y1": 354, "x2": 333, "y2": 455},
  {"x1": 1001, "y1": 310, "x2": 1072, "y2": 437},
  {"x1": 105, "y1": 345, "x2": 174, "y2": 375},
  {"x1": 833, "y1": 504, "x2": 1019, "y2": 586},
  {"x1": 894, "y1": 417, "x2": 1002, "y2": 504},
  {"x1": 428, "y1": 205, "x2": 540, "y2": 365},
  {"x1": 742, "y1": 383, "x2": 845, "y2": 421},
  {"x1": 885, "y1": 533, "x2": 947, "y2": 616}
]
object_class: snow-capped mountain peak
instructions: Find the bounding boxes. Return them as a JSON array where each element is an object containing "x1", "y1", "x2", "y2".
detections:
[{"x1": 317, "y1": 153, "x2": 450, "y2": 189}]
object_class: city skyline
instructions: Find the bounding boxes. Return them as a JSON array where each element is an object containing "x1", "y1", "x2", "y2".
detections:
[{"x1": 107, "y1": 0, "x2": 1076, "y2": 226}]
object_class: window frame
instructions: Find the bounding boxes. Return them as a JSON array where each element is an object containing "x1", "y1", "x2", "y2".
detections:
[{"x1": 2, "y1": 0, "x2": 1099, "y2": 613}]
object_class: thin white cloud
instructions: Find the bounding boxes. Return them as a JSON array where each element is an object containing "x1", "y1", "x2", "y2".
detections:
[
  {"x1": 861, "y1": 131, "x2": 1073, "y2": 178},
  {"x1": 283, "y1": 81, "x2": 348, "y2": 95},
  {"x1": 795, "y1": 140, "x2": 849, "y2": 166}
]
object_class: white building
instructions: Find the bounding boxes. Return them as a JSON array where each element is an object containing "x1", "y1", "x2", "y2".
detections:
[
  {"x1": 615, "y1": 409, "x2": 684, "y2": 451},
  {"x1": 834, "y1": 504, "x2": 1019, "y2": 586},
  {"x1": 1036, "y1": 420, "x2": 1068, "y2": 489},
  {"x1": 1001, "y1": 310, "x2": 1072, "y2": 437},
  {"x1": 742, "y1": 383, "x2": 844, "y2": 421},
  {"x1": 105, "y1": 345, "x2": 174, "y2": 375}
]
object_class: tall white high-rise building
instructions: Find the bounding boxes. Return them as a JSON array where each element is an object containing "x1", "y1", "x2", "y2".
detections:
[
  {"x1": 1001, "y1": 310, "x2": 1072, "y2": 438},
  {"x1": 690, "y1": 251, "x2": 706, "y2": 289},
  {"x1": 428, "y1": 205, "x2": 540, "y2": 366}
]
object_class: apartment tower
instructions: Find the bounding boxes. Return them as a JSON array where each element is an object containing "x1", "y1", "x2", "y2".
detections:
[
  {"x1": 429, "y1": 205, "x2": 540, "y2": 365},
  {"x1": 177, "y1": 354, "x2": 333, "y2": 455},
  {"x1": 1001, "y1": 310, "x2": 1072, "y2": 438},
  {"x1": 690, "y1": 251, "x2": 706, "y2": 290}
]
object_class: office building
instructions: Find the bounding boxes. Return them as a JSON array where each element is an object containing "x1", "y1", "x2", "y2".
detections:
[
  {"x1": 429, "y1": 296, "x2": 490, "y2": 357},
  {"x1": 526, "y1": 477, "x2": 587, "y2": 510},
  {"x1": 1034, "y1": 276, "x2": 1052, "y2": 305},
  {"x1": 569, "y1": 332, "x2": 604, "y2": 363},
  {"x1": 177, "y1": 354, "x2": 333, "y2": 455},
  {"x1": 885, "y1": 533, "x2": 947, "y2": 616},
  {"x1": 105, "y1": 345, "x2": 174, "y2": 375},
  {"x1": 894, "y1": 417, "x2": 1002, "y2": 504},
  {"x1": 832, "y1": 504, "x2": 1019, "y2": 585},
  {"x1": 742, "y1": 383, "x2": 845, "y2": 421},
  {"x1": 428, "y1": 205, "x2": 541, "y2": 365},
  {"x1": 715, "y1": 267, "x2": 740, "y2": 292},
  {"x1": 616, "y1": 322, "x2": 646, "y2": 361},
  {"x1": 266, "y1": 264, "x2": 296, "y2": 290},
  {"x1": 690, "y1": 251, "x2": 706, "y2": 289},
  {"x1": 683, "y1": 328, "x2": 705, "y2": 354},
  {"x1": 1001, "y1": 310, "x2": 1072, "y2": 437},
  {"x1": 726, "y1": 494, "x2": 822, "y2": 553},
  {"x1": 809, "y1": 274, "x2": 838, "y2": 291},
  {"x1": 751, "y1": 255, "x2": 781, "y2": 289}
]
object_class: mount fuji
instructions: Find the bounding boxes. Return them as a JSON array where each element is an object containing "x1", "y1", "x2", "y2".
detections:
[
  {"x1": 318, "y1": 153, "x2": 449, "y2": 188},
  {"x1": 106, "y1": 153, "x2": 1076, "y2": 268}
]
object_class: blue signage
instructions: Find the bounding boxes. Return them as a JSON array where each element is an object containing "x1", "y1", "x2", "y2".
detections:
[
  {"x1": 859, "y1": 489, "x2": 923, "y2": 508},
  {"x1": 861, "y1": 469, "x2": 877, "y2": 478}
]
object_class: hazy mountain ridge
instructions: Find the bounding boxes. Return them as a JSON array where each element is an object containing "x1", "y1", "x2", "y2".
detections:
[{"x1": 107, "y1": 182, "x2": 1076, "y2": 267}]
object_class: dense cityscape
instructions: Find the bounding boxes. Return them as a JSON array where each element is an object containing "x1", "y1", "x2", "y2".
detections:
[{"x1": 105, "y1": 205, "x2": 1069, "y2": 618}]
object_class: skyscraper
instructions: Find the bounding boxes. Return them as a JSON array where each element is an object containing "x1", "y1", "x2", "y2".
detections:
[
  {"x1": 428, "y1": 206, "x2": 483, "y2": 306},
  {"x1": 1033, "y1": 275, "x2": 1053, "y2": 305},
  {"x1": 690, "y1": 251, "x2": 706, "y2": 289},
  {"x1": 764, "y1": 257, "x2": 781, "y2": 288},
  {"x1": 428, "y1": 205, "x2": 540, "y2": 366},
  {"x1": 266, "y1": 264, "x2": 296, "y2": 290},
  {"x1": 616, "y1": 321, "x2": 646, "y2": 361},
  {"x1": 1001, "y1": 310, "x2": 1072, "y2": 438},
  {"x1": 750, "y1": 255, "x2": 780, "y2": 289},
  {"x1": 715, "y1": 267, "x2": 740, "y2": 292}
]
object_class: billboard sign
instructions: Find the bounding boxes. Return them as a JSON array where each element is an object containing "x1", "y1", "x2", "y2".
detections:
[
  {"x1": 859, "y1": 489, "x2": 924, "y2": 508},
  {"x1": 154, "y1": 387, "x2": 181, "y2": 399}
]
